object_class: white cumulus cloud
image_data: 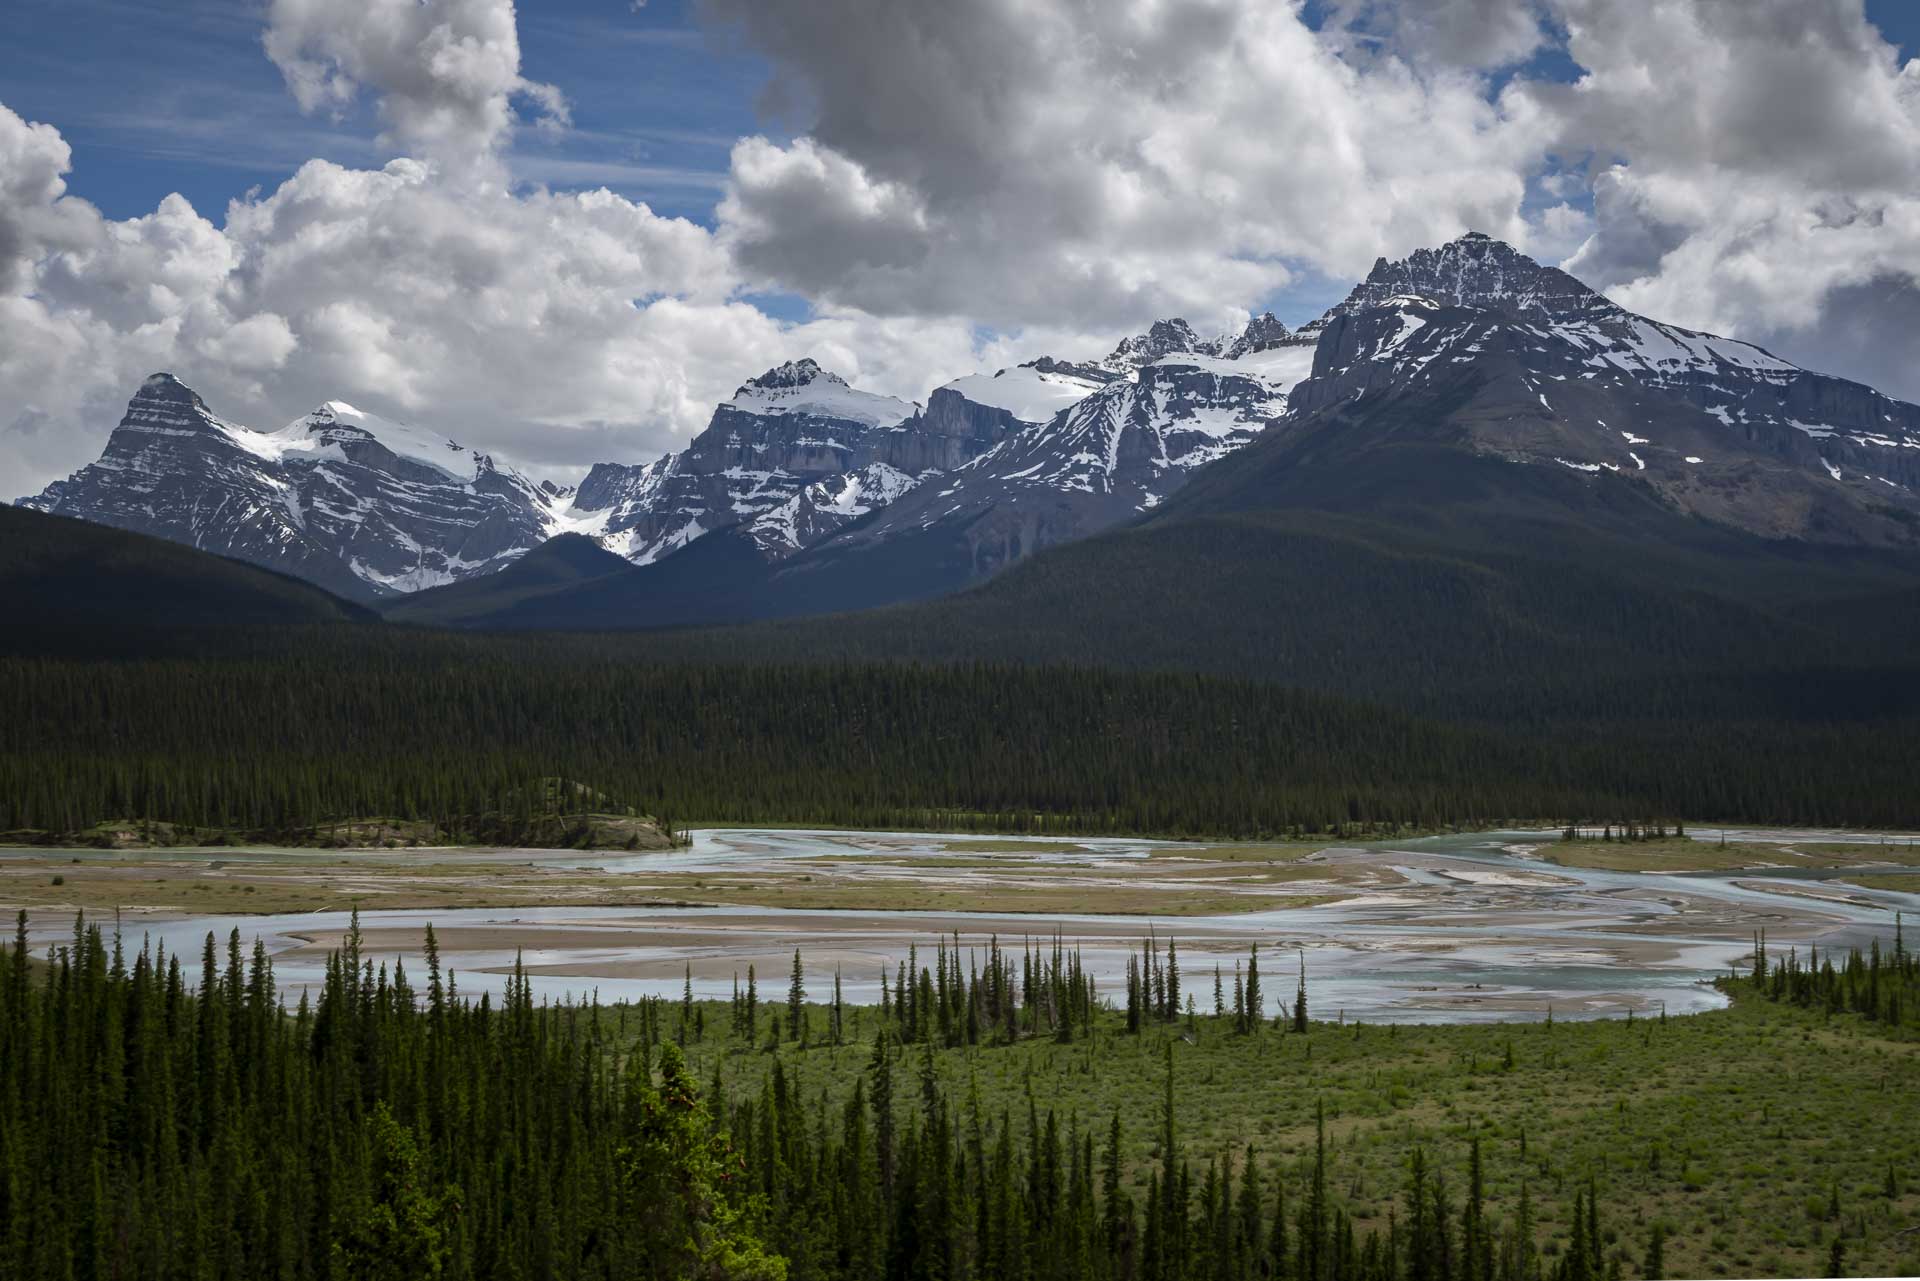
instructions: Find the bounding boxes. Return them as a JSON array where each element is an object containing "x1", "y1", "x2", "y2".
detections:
[
  {"x1": 707, "y1": 0, "x2": 1562, "y2": 332},
  {"x1": 263, "y1": 0, "x2": 568, "y2": 178}
]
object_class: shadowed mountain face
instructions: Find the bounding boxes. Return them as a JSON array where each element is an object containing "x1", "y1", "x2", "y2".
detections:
[
  {"x1": 0, "y1": 505, "x2": 373, "y2": 632},
  {"x1": 381, "y1": 533, "x2": 632, "y2": 628}
]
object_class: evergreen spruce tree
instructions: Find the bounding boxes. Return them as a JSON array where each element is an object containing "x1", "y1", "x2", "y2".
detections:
[
  {"x1": 788, "y1": 949, "x2": 806, "y2": 1044},
  {"x1": 1643, "y1": 1222, "x2": 1665, "y2": 1280},
  {"x1": 1243, "y1": 946, "x2": 1261, "y2": 1037},
  {"x1": 682, "y1": 962, "x2": 695, "y2": 1041},
  {"x1": 1293, "y1": 953, "x2": 1309, "y2": 1035},
  {"x1": 1165, "y1": 941, "x2": 1181, "y2": 1023}
]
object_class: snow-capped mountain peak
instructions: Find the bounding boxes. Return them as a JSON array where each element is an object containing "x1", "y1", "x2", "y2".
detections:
[
  {"x1": 825, "y1": 327, "x2": 1318, "y2": 580},
  {"x1": 205, "y1": 399, "x2": 489, "y2": 484},
  {"x1": 726, "y1": 358, "x2": 916, "y2": 428},
  {"x1": 1282, "y1": 240, "x2": 1920, "y2": 540},
  {"x1": 1336, "y1": 231, "x2": 1611, "y2": 326},
  {"x1": 18, "y1": 374, "x2": 556, "y2": 598},
  {"x1": 560, "y1": 359, "x2": 942, "y2": 566}
]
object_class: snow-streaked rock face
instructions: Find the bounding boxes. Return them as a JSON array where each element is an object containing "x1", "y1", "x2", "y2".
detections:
[
  {"x1": 555, "y1": 358, "x2": 931, "y2": 565},
  {"x1": 746, "y1": 461, "x2": 919, "y2": 557},
  {"x1": 834, "y1": 342, "x2": 1316, "y2": 576},
  {"x1": 17, "y1": 374, "x2": 564, "y2": 598},
  {"x1": 559, "y1": 355, "x2": 1120, "y2": 565}
]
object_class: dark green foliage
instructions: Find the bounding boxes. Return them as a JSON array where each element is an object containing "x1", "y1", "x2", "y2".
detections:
[
  {"x1": 7, "y1": 617, "x2": 1920, "y2": 838},
  {"x1": 1730, "y1": 934, "x2": 1920, "y2": 1036}
]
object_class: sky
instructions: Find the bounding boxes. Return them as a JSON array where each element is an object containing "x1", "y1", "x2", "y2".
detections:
[{"x1": 4, "y1": 0, "x2": 1920, "y2": 494}]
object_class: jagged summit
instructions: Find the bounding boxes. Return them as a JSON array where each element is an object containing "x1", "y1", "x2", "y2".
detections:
[
  {"x1": 1332, "y1": 232, "x2": 1609, "y2": 326},
  {"x1": 1219, "y1": 312, "x2": 1298, "y2": 359},
  {"x1": 1100, "y1": 313, "x2": 1307, "y2": 373},
  {"x1": 1101, "y1": 318, "x2": 1208, "y2": 373},
  {"x1": 739, "y1": 357, "x2": 834, "y2": 393}
]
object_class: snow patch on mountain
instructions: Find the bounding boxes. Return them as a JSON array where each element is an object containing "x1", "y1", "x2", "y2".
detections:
[{"x1": 938, "y1": 364, "x2": 1108, "y2": 425}]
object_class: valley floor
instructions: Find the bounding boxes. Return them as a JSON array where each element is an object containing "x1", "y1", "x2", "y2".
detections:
[{"x1": 8, "y1": 828, "x2": 1916, "y2": 1024}]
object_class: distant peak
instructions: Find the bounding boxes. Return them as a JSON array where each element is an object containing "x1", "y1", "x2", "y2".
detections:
[
  {"x1": 1021, "y1": 356, "x2": 1121, "y2": 384},
  {"x1": 1102, "y1": 318, "x2": 1207, "y2": 372},
  {"x1": 1219, "y1": 312, "x2": 1298, "y2": 359},
  {"x1": 742, "y1": 358, "x2": 842, "y2": 393},
  {"x1": 130, "y1": 372, "x2": 208, "y2": 412}
]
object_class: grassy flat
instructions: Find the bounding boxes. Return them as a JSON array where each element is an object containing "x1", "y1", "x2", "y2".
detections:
[
  {"x1": 684, "y1": 991, "x2": 1920, "y2": 1281},
  {"x1": 1839, "y1": 873, "x2": 1920, "y2": 894},
  {"x1": 1537, "y1": 838, "x2": 1920, "y2": 874},
  {"x1": 0, "y1": 841, "x2": 1383, "y2": 918}
]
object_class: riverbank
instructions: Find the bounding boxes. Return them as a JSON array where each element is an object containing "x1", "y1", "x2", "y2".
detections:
[{"x1": 0, "y1": 808, "x2": 680, "y2": 853}]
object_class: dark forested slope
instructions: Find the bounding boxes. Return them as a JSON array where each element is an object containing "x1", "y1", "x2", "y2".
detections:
[{"x1": 0, "y1": 506, "x2": 374, "y2": 627}]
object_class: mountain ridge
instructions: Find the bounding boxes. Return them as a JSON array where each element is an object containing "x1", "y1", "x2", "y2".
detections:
[{"x1": 23, "y1": 233, "x2": 1920, "y2": 620}]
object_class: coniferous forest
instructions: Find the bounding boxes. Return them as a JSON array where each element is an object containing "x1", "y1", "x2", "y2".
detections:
[
  {"x1": 4, "y1": 912, "x2": 1918, "y2": 1281},
  {"x1": 4, "y1": 623, "x2": 1920, "y2": 839}
]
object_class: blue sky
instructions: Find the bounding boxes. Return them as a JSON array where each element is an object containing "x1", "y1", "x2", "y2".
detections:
[{"x1": 1, "y1": 0, "x2": 766, "y2": 223}]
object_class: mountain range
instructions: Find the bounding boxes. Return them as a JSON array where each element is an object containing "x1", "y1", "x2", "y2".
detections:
[{"x1": 18, "y1": 234, "x2": 1920, "y2": 637}]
